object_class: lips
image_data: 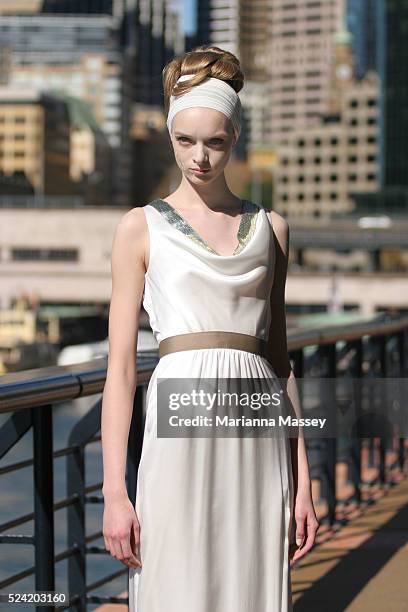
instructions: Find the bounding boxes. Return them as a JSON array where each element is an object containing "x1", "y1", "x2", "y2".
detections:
[{"x1": 191, "y1": 168, "x2": 210, "y2": 173}]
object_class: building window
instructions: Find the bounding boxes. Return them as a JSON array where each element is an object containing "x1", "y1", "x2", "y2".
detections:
[
  {"x1": 367, "y1": 98, "x2": 377, "y2": 107},
  {"x1": 314, "y1": 175, "x2": 321, "y2": 182},
  {"x1": 297, "y1": 193, "x2": 305, "y2": 201},
  {"x1": 349, "y1": 99, "x2": 358, "y2": 108},
  {"x1": 297, "y1": 157, "x2": 305, "y2": 165},
  {"x1": 314, "y1": 193, "x2": 321, "y2": 200},
  {"x1": 12, "y1": 248, "x2": 79, "y2": 262},
  {"x1": 348, "y1": 137, "x2": 358, "y2": 145},
  {"x1": 367, "y1": 136, "x2": 376, "y2": 144},
  {"x1": 348, "y1": 155, "x2": 358, "y2": 163},
  {"x1": 349, "y1": 118, "x2": 358, "y2": 126},
  {"x1": 314, "y1": 138, "x2": 322, "y2": 146},
  {"x1": 330, "y1": 156, "x2": 338, "y2": 163},
  {"x1": 367, "y1": 117, "x2": 377, "y2": 125},
  {"x1": 367, "y1": 173, "x2": 376, "y2": 181},
  {"x1": 282, "y1": 158, "x2": 289, "y2": 166},
  {"x1": 314, "y1": 156, "x2": 321, "y2": 164},
  {"x1": 330, "y1": 193, "x2": 338, "y2": 200},
  {"x1": 330, "y1": 137, "x2": 339, "y2": 146},
  {"x1": 330, "y1": 174, "x2": 338, "y2": 182},
  {"x1": 297, "y1": 139, "x2": 305, "y2": 147},
  {"x1": 297, "y1": 175, "x2": 305, "y2": 183},
  {"x1": 348, "y1": 174, "x2": 357, "y2": 181},
  {"x1": 367, "y1": 154, "x2": 376, "y2": 162}
]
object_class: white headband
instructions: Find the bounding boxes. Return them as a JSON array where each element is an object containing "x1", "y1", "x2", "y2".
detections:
[{"x1": 166, "y1": 73, "x2": 242, "y2": 141}]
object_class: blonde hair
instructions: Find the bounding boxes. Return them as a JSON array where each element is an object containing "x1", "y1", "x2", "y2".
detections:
[{"x1": 162, "y1": 45, "x2": 244, "y2": 118}]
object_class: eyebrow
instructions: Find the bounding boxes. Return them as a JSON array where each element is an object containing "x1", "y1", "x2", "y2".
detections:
[{"x1": 174, "y1": 131, "x2": 228, "y2": 137}]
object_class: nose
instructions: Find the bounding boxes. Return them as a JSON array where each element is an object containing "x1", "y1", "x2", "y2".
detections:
[{"x1": 193, "y1": 144, "x2": 209, "y2": 164}]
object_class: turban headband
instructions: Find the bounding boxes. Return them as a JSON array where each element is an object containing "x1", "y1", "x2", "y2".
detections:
[{"x1": 166, "y1": 73, "x2": 242, "y2": 141}]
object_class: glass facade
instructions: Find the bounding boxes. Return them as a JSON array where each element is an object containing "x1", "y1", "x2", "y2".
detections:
[{"x1": 377, "y1": 0, "x2": 408, "y2": 189}]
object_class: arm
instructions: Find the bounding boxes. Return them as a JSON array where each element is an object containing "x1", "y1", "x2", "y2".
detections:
[
  {"x1": 101, "y1": 206, "x2": 148, "y2": 569},
  {"x1": 265, "y1": 211, "x2": 319, "y2": 565}
]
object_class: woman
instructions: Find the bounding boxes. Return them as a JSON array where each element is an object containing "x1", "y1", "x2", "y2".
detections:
[{"x1": 101, "y1": 45, "x2": 318, "y2": 611}]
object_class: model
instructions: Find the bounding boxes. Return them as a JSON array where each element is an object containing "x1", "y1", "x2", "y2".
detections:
[{"x1": 101, "y1": 45, "x2": 319, "y2": 611}]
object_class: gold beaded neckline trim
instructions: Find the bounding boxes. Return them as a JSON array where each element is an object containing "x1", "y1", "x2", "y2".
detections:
[{"x1": 149, "y1": 199, "x2": 260, "y2": 257}]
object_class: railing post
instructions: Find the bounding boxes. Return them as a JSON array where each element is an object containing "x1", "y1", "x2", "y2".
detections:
[
  {"x1": 291, "y1": 349, "x2": 304, "y2": 378},
  {"x1": 318, "y1": 343, "x2": 337, "y2": 525},
  {"x1": 67, "y1": 443, "x2": 86, "y2": 611},
  {"x1": 32, "y1": 404, "x2": 55, "y2": 612},
  {"x1": 349, "y1": 339, "x2": 363, "y2": 504},
  {"x1": 398, "y1": 330, "x2": 406, "y2": 471},
  {"x1": 378, "y1": 334, "x2": 388, "y2": 485}
]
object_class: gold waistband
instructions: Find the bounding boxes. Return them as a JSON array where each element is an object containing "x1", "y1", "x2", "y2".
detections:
[{"x1": 158, "y1": 331, "x2": 268, "y2": 359}]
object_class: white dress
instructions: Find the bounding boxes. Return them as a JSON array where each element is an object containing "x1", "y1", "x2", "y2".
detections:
[{"x1": 128, "y1": 199, "x2": 295, "y2": 611}]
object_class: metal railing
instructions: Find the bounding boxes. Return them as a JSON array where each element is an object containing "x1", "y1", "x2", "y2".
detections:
[{"x1": 0, "y1": 314, "x2": 407, "y2": 610}]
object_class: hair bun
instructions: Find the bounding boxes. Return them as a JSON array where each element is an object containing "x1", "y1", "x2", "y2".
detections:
[{"x1": 163, "y1": 45, "x2": 244, "y2": 113}]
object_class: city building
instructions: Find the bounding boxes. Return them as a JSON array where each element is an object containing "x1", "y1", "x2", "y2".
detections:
[
  {"x1": 273, "y1": 72, "x2": 379, "y2": 219},
  {"x1": 347, "y1": 0, "x2": 378, "y2": 80},
  {"x1": 0, "y1": 86, "x2": 111, "y2": 203},
  {"x1": 0, "y1": 88, "x2": 72, "y2": 195},
  {"x1": 377, "y1": 0, "x2": 408, "y2": 192},
  {"x1": 196, "y1": 1, "x2": 270, "y2": 156},
  {"x1": 267, "y1": 0, "x2": 345, "y2": 145},
  {"x1": 197, "y1": 0, "x2": 240, "y2": 56},
  {"x1": 135, "y1": 0, "x2": 184, "y2": 106},
  {"x1": 0, "y1": 13, "x2": 132, "y2": 205}
]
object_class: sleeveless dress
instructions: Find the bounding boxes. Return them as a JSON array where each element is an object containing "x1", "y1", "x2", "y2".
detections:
[{"x1": 128, "y1": 198, "x2": 295, "y2": 611}]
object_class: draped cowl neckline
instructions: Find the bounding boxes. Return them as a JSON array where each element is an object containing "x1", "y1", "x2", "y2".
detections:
[{"x1": 149, "y1": 198, "x2": 261, "y2": 258}]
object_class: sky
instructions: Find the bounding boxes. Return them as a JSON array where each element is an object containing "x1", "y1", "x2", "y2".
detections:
[{"x1": 182, "y1": 0, "x2": 196, "y2": 35}]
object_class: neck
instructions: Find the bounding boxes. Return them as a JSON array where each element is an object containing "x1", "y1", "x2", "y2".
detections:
[{"x1": 171, "y1": 175, "x2": 240, "y2": 211}]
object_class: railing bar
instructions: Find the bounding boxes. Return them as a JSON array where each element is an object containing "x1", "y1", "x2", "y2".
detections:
[
  {"x1": 0, "y1": 457, "x2": 34, "y2": 475},
  {"x1": 86, "y1": 567, "x2": 128, "y2": 593},
  {"x1": 0, "y1": 545, "x2": 79, "y2": 589},
  {"x1": 84, "y1": 481, "x2": 103, "y2": 495},
  {"x1": 0, "y1": 565, "x2": 36, "y2": 589},
  {"x1": 0, "y1": 535, "x2": 34, "y2": 544},
  {"x1": 85, "y1": 546, "x2": 110, "y2": 554},
  {"x1": 2, "y1": 318, "x2": 408, "y2": 412},
  {"x1": 84, "y1": 495, "x2": 103, "y2": 504},
  {"x1": 0, "y1": 495, "x2": 79, "y2": 533},
  {"x1": 85, "y1": 529, "x2": 103, "y2": 544},
  {"x1": 0, "y1": 442, "x2": 93, "y2": 475},
  {"x1": 0, "y1": 511, "x2": 35, "y2": 532},
  {"x1": 86, "y1": 595, "x2": 128, "y2": 604},
  {"x1": 55, "y1": 569, "x2": 128, "y2": 610}
]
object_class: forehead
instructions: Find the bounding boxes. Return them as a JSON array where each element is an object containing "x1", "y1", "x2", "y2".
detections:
[{"x1": 172, "y1": 107, "x2": 231, "y2": 135}]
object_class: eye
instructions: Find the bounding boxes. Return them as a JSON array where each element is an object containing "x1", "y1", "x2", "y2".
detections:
[
  {"x1": 177, "y1": 136, "x2": 190, "y2": 143},
  {"x1": 210, "y1": 139, "x2": 224, "y2": 144}
]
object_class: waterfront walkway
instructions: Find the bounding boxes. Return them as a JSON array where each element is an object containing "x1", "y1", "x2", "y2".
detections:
[{"x1": 97, "y1": 450, "x2": 408, "y2": 611}]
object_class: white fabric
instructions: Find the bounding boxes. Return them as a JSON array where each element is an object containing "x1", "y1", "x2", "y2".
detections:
[
  {"x1": 166, "y1": 73, "x2": 242, "y2": 141},
  {"x1": 128, "y1": 202, "x2": 295, "y2": 611}
]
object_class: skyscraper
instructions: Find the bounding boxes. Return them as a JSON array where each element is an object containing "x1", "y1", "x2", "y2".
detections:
[
  {"x1": 347, "y1": 0, "x2": 378, "y2": 80},
  {"x1": 41, "y1": 0, "x2": 117, "y2": 15},
  {"x1": 377, "y1": 0, "x2": 408, "y2": 191}
]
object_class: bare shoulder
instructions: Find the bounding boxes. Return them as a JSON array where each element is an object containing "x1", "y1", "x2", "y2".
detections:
[
  {"x1": 268, "y1": 210, "x2": 290, "y2": 255},
  {"x1": 112, "y1": 206, "x2": 148, "y2": 271}
]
